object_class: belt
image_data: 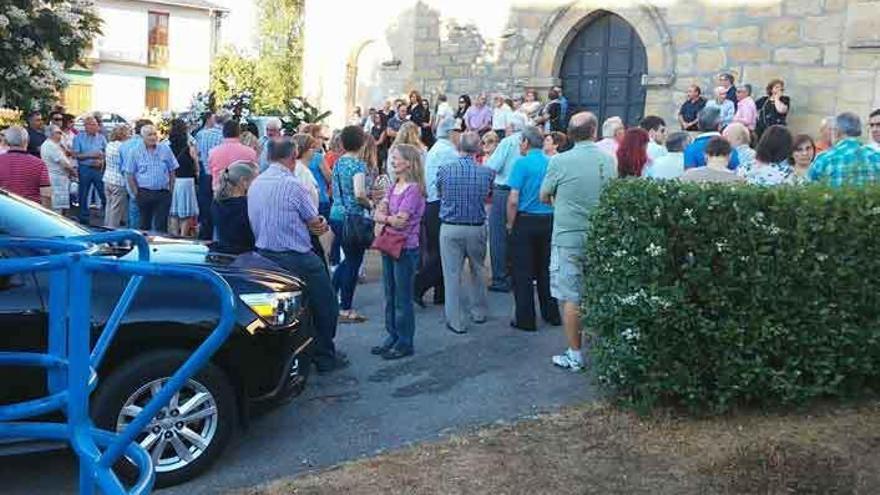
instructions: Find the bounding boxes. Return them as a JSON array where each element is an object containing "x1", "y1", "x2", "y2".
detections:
[
  {"x1": 517, "y1": 212, "x2": 553, "y2": 218},
  {"x1": 493, "y1": 184, "x2": 511, "y2": 191},
  {"x1": 442, "y1": 221, "x2": 484, "y2": 227}
]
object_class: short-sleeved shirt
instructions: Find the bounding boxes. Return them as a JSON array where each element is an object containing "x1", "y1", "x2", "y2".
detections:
[
  {"x1": 249, "y1": 163, "x2": 318, "y2": 254},
  {"x1": 195, "y1": 126, "x2": 224, "y2": 173},
  {"x1": 209, "y1": 139, "x2": 257, "y2": 188},
  {"x1": 308, "y1": 152, "x2": 330, "y2": 205},
  {"x1": 437, "y1": 155, "x2": 493, "y2": 224},
  {"x1": 684, "y1": 133, "x2": 741, "y2": 170},
  {"x1": 27, "y1": 128, "x2": 47, "y2": 157},
  {"x1": 678, "y1": 97, "x2": 706, "y2": 130},
  {"x1": 705, "y1": 99, "x2": 735, "y2": 127},
  {"x1": 485, "y1": 131, "x2": 522, "y2": 186},
  {"x1": 102, "y1": 140, "x2": 126, "y2": 187},
  {"x1": 508, "y1": 149, "x2": 554, "y2": 215},
  {"x1": 680, "y1": 167, "x2": 745, "y2": 184},
  {"x1": 540, "y1": 141, "x2": 616, "y2": 248},
  {"x1": 330, "y1": 155, "x2": 370, "y2": 220},
  {"x1": 425, "y1": 138, "x2": 460, "y2": 202},
  {"x1": 464, "y1": 105, "x2": 492, "y2": 131},
  {"x1": 72, "y1": 132, "x2": 107, "y2": 168},
  {"x1": 124, "y1": 143, "x2": 179, "y2": 190},
  {"x1": 807, "y1": 138, "x2": 880, "y2": 187},
  {"x1": 644, "y1": 152, "x2": 685, "y2": 180},
  {"x1": 385, "y1": 183, "x2": 425, "y2": 249},
  {"x1": 0, "y1": 150, "x2": 50, "y2": 203}
]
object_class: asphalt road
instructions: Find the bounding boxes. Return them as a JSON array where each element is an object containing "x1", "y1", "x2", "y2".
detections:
[{"x1": 0, "y1": 254, "x2": 596, "y2": 494}]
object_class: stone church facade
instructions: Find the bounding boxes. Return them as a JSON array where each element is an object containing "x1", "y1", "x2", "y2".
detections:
[{"x1": 302, "y1": 0, "x2": 880, "y2": 134}]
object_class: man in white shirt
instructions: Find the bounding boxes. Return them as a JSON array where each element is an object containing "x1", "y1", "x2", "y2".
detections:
[
  {"x1": 644, "y1": 132, "x2": 690, "y2": 180},
  {"x1": 434, "y1": 95, "x2": 454, "y2": 132},
  {"x1": 492, "y1": 95, "x2": 513, "y2": 139},
  {"x1": 639, "y1": 115, "x2": 668, "y2": 162}
]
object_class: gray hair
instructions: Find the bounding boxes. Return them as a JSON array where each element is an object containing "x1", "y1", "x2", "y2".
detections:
[
  {"x1": 458, "y1": 131, "x2": 482, "y2": 154},
  {"x1": 508, "y1": 112, "x2": 527, "y2": 132},
  {"x1": 601, "y1": 117, "x2": 624, "y2": 139},
  {"x1": 568, "y1": 112, "x2": 598, "y2": 142},
  {"x1": 738, "y1": 83, "x2": 752, "y2": 96},
  {"x1": 83, "y1": 114, "x2": 98, "y2": 125},
  {"x1": 697, "y1": 106, "x2": 722, "y2": 132},
  {"x1": 835, "y1": 112, "x2": 862, "y2": 138},
  {"x1": 521, "y1": 126, "x2": 544, "y2": 149},
  {"x1": 2, "y1": 126, "x2": 28, "y2": 148},
  {"x1": 666, "y1": 132, "x2": 691, "y2": 153},
  {"x1": 46, "y1": 124, "x2": 63, "y2": 136},
  {"x1": 215, "y1": 161, "x2": 257, "y2": 200},
  {"x1": 140, "y1": 124, "x2": 156, "y2": 137},
  {"x1": 436, "y1": 117, "x2": 456, "y2": 139},
  {"x1": 265, "y1": 117, "x2": 282, "y2": 130}
]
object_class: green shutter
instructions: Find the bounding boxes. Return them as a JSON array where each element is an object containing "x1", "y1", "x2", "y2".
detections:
[
  {"x1": 66, "y1": 70, "x2": 93, "y2": 84},
  {"x1": 145, "y1": 77, "x2": 170, "y2": 91}
]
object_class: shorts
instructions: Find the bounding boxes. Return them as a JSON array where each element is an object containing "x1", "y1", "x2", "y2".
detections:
[{"x1": 550, "y1": 245, "x2": 583, "y2": 303}]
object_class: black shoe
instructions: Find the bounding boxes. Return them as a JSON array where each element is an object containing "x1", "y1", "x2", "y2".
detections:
[
  {"x1": 381, "y1": 348, "x2": 414, "y2": 360},
  {"x1": 413, "y1": 296, "x2": 426, "y2": 309},
  {"x1": 510, "y1": 321, "x2": 537, "y2": 332},
  {"x1": 316, "y1": 354, "x2": 351, "y2": 374},
  {"x1": 471, "y1": 316, "x2": 487, "y2": 325},
  {"x1": 371, "y1": 345, "x2": 392, "y2": 355},
  {"x1": 446, "y1": 323, "x2": 467, "y2": 335},
  {"x1": 545, "y1": 318, "x2": 562, "y2": 327},
  {"x1": 488, "y1": 285, "x2": 510, "y2": 293}
]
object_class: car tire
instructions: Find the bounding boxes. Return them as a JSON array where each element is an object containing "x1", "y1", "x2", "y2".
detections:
[{"x1": 92, "y1": 350, "x2": 237, "y2": 488}]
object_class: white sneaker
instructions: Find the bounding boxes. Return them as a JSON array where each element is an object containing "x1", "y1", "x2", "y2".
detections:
[{"x1": 552, "y1": 349, "x2": 584, "y2": 372}]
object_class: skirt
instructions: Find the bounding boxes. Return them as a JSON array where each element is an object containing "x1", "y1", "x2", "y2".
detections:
[
  {"x1": 170, "y1": 177, "x2": 199, "y2": 218},
  {"x1": 49, "y1": 172, "x2": 70, "y2": 210}
]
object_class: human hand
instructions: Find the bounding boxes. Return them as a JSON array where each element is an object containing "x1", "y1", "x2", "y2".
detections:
[{"x1": 387, "y1": 215, "x2": 407, "y2": 229}]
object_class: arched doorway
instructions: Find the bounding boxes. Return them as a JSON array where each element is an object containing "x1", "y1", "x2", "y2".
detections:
[{"x1": 559, "y1": 12, "x2": 647, "y2": 127}]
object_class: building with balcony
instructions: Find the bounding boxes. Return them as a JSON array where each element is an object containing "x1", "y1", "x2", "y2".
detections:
[{"x1": 62, "y1": 0, "x2": 227, "y2": 119}]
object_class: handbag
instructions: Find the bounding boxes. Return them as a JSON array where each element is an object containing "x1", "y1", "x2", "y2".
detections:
[
  {"x1": 371, "y1": 225, "x2": 407, "y2": 259},
  {"x1": 342, "y1": 212, "x2": 375, "y2": 249}
]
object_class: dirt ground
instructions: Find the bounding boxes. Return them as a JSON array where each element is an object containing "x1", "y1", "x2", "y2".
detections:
[{"x1": 239, "y1": 400, "x2": 880, "y2": 495}]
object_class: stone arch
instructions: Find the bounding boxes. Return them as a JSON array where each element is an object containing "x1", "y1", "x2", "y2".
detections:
[
  {"x1": 528, "y1": 1, "x2": 675, "y2": 90},
  {"x1": 345, "y1": 39, "x2": 377, "y2": 118}
]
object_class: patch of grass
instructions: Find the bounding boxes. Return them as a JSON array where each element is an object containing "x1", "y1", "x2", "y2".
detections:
[{"x1": 240, "y1": 401, "x2": 880, "y2": 495}]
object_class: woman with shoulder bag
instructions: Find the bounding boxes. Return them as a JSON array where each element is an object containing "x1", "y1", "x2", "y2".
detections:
[
  {"x1": 329, "y1": 125, "x2": 373, "y2": 324},
  {"x1": 371, "y1": 144, "x2": 426, "y2": 359}
]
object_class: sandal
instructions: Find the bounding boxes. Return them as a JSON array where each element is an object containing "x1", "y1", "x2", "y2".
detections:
[{"x1": 339, "y1": 311, "x2": 368, "y2": 324}]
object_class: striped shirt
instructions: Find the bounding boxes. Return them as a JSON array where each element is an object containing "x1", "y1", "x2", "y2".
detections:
[
  {"x1": 0, "y1": 150, "x2": 50, "y2": 203},
  {"x1": 808, "y1": 138, "x2": 880, "y2": 187},
  {"x1": 103, "y1": 140, "x2": 126, "y2": 186},
  {"x1": 124, "y1": 143, "x2": 179, "y2": 190},
  {"x1": 437, "y1": 155, "x2": 493, "y2": 224},
  {"x1": 248, "y1": 163, "x2": 318, "y2": 253},
  {"x1": 195, "y1": 126, "x2": 224, "y2": 173}
]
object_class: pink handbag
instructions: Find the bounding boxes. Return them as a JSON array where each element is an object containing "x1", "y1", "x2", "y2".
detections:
[{"x1": 371, "y1": 226, "x2": 406, "y2": 259}]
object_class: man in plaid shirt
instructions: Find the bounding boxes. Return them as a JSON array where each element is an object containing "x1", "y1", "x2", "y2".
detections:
[
  {"x1": 809, "y1": 112, "x2": 880, "y2": 187},
  {"x1": 436, "y1": 131, "x2": 494, "y2": 334}
]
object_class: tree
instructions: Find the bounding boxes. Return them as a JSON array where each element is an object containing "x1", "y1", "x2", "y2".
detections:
[
  {"x1": 209, "y1": 0, "x2": 303, "y2": 114},
  {"x1": 0, "y1": 1, "x2": 102, "y2": 110}
]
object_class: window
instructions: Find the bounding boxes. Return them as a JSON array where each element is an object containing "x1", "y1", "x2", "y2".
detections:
[
  {"x1": 61, "y1": 70, "x2": 93, "y2": 116},
  {"x1": 148, "y1": 11, "x2": 169, "y2": 67},
  {"x1": 145, "y1": 77, "x2": 170, "y2": 111}
]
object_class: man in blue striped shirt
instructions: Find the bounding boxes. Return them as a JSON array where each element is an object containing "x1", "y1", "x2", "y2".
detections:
[
  {"x1": 124, "y1": 125, "x2": 178, "y2": 232},
  {"x1": 195, "y1": 112, "x2": 227, "y2": 239},
  {"x1": 249, "y1": 138, "x2": 348, "y2": 374},
  {"x1": 436, "y1": 131, "x2": 493, "y2": 334}
]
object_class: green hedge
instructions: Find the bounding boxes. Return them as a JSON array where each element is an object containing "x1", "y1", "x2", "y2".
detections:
[{"x1": 583, "y1": 180, "x2": 880, "y2": 413}]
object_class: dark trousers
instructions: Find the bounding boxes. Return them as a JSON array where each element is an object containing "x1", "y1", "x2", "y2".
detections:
[
  {"x1": 259, "y1": 249, "x2": 340, "y2": 368},
  {"x1": 330, "y1": 219, "x2": 366, "y2": 311},
  {"x1": 197, "y1": 174, "x2": 213, "y2": 240},
  {"x1": 136, "y1": 189, "x2": 171, "y2": 233},
  {"x1": 488, "y1": 186, "x2": 511, "y2": 290},
  {"x1": 509, "y1": 214, "x2": 560, "y2": 328},
  {"x1": 382, "y1": 249, "x2": 419, "y2": 352},
  {"x1": 78, "y1": 165, "x2": 106, "y2": 224},
  {"x1": 414, "y1": 201, "x2": 444, "y2": 303}
]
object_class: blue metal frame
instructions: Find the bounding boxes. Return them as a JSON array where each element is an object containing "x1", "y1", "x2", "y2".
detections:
[{"x1": 0, "y1": 231, "x2": 236, "y2": 495}]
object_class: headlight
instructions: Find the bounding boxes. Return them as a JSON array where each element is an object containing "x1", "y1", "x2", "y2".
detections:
[{"x1": 240, "y1": 291, "x2": 303, "y2": 327}]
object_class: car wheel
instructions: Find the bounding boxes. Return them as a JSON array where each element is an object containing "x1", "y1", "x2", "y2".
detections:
[{"x1": 92, "y1": 350, "x2": 237, "y2": 488}]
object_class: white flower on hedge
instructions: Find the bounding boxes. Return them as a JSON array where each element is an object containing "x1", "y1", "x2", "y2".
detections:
[
  {"x1": 715, "y1": 240, "x2": 728, "y2": 252},
  {"x1": 816, "y1": 253, "x2": 828, "y2": 262},
  {"x1": 683, "y1": 208, "x2": 696, "y2": 223},
  {"x1": 646, "y1": 243, "x2": 663, "y2": 257},
  {"x1": 612, "y1": 249, "x2": 627, "y2": 258},
  {"x1": 621, "y1": 327, "x2": 640, "y2": 342},
  {"x1": 871, "y1": 206, "x2": 880, "y2": 215},
  {"x1": 767, "y1": 224, "x2": 781, "y2": 236}
]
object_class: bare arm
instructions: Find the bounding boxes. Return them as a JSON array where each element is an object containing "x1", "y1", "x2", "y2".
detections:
[
  {"x1": 127, "y1": 175, "x2": 139, "y2": 198},
  {"x1": 506, "y1": 190, "x2": 519, "y2": 231},
  {"x1": 189, "y1": 144, "x2": 200, "y2": 179},
  {"x1": 774, "y1": 97, "x2": 788, "y2": 114},
  {"x1": 353, "y1": 172, "x2": 371, "y2": 208}
]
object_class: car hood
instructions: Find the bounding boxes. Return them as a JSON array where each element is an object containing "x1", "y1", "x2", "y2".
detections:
[{"x1": 118, "y1": 235, "x2": 303, "y2": 293}]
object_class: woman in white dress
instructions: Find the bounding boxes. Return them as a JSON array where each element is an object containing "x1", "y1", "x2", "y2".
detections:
[{"x1": 40, "y1": 124, "x2": 77, "y2": 213}]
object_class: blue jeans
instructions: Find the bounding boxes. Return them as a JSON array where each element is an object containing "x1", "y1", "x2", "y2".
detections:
[
  {"x1": 331, "y1": 232, "x2": 366, "y2": 311},
  {"x1": 381, "y1": 249, "x2": 419, "y2": 352},
  {"x1": 259, "y1": 249, "x2": 340, "y2": 368},
  {"x1": 78, "y1": 165, "x2": 106, "y2": 224},
  {"x1": 488, "y1": 186, "x2": 510, "y2": 289}
]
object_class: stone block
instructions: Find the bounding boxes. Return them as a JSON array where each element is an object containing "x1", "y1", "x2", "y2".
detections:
[
  {"x1": 805, "y1": 87, "x2": 838, "y2": 114},
  {"x1": 763, "y1": 19, "x2": 801, "y2": 45},
  {"x1": 842, "y1": 53, "x2": 880, "y2": 70},
  {"x1": 664, "y1": 4, "x2": 703, "y2": 25},
  {"x1": 728, "y1": 45, "x2": 772, "y2": 63},
  {"x1": 803, "y1": 14, "x2": 844, "y2": 43},
  {"x1": 696, "y1": 48, "x2": 727, "y2": 73},
  {"x1": 794, "y1": 67, "x2": 840, "y2": 87},
  {"x1": 513, "y1": 64, "x2": 531, "y2": 78},
  {"x1": 846, "y1": 1, "x2": 880, "y2": 48},
  {"x1": 694, "y1": 29, "x2": 719, "y2": 44},
  {"x1": 722, "y1": 26, "x2": 761, "y2": 44},
  {"x1": 788, "y1": 113, "x2": 826, "y2": 136},
  {"x1": 741, "y1": 64, "x2": 794, "y2": 87},
  {"x1": 774, "y1": 46, "x2": 822, "y2": 65},
  {"x1": 838, "y1": 71, "x2": 875, "y2": 103},
  {"x1": 444, "y1": 65, "x2": 466, "y2": 78},
  {"x1": 747, "y1": 2, "x2": 783, "y2": 17},
  {"x1": 824, "y1": 0, "x2": 847, "y2": 12},
  {"x1": 673, "y1": 29, "x2": 692, "y2": 48},
  {"x1": 676, "y1": 52, "x2": 695, "y2": 74},
  {"x1": 516, "y1": 12, "x2": 544, "y2": 30},
  {"x1": 785, "y1": 0, "x2": 823, "y2": 16}
]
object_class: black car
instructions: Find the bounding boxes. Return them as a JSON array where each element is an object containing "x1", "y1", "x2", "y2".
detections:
[{"x1": 0, "y1": 190, "x2": 314, "y2": 486}]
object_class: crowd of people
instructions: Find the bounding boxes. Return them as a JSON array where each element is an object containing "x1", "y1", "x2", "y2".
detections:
[{"x1": 2, "y1": 73, "x2": 880, "y2": 374}]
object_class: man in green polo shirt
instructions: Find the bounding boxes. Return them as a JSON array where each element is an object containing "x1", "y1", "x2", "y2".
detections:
[{"x1": 540, "y1": 112, "x2": 616, "y2": 371}]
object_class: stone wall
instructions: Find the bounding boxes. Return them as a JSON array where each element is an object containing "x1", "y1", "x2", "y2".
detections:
[{"x1": 304, "y1": 0, "x2": 880, "y2": 134}]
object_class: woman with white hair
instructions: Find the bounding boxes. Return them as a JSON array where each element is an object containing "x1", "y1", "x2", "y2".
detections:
[
  {"x1": 722, "y1": 122, "x2": 756, "y2": 174},
  {"x1": 596, "y1": 116, "x2": 625, "y2": 159},
  {"x1": 40, "y1": 124, "x2": 77, "y2": 213},
  {"x1": 706, "y1": 86, "x2": 735, "y2": 128}
]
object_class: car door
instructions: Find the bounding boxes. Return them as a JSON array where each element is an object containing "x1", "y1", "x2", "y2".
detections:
[{"x1": 0, "y1": 248, "x2": 49, "y2": 405}]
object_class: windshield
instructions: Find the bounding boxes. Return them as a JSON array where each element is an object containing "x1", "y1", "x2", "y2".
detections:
[{"x1": 0, "y1": 190, "x2": 91, "y2": 238}]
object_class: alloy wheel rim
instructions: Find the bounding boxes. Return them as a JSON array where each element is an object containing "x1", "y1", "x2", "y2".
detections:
[{"x1": 115, "y1": 377, "x2": 218, "y2": 473}]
